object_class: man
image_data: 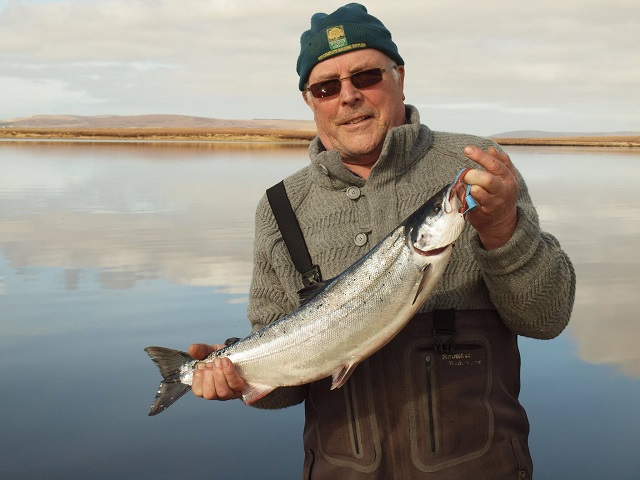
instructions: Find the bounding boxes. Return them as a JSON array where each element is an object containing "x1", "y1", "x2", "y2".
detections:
[{"x1": 189, "y1": 3, "x2": 575, "y2": 479}]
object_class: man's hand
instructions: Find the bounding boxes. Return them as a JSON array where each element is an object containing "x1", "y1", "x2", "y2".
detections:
[
  {"x1": 189, "y1": 343, "x2": 247, "y2": 401},
  {"x1": 462, "y1": 146, "x2": 519, "y2": 250}
]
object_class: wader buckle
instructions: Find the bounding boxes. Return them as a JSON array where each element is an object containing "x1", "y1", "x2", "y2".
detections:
[
  {"x1": 302, "y1": 265, "x2": 322, "y2": 287},
  {"x1": 434, "y1": 329, "x2": 456, "y2": 353},
  {"x1": 433, "y1": 309, "x2": 457, "y2": 353}
]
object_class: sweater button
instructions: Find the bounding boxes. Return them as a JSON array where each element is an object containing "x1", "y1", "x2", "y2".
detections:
[
  {"x1": 354, "y1": 232, "x2": 368, "y2": 246},
  {"x1": 346, "y1": 186, "x2": 361, "y2": 200}
]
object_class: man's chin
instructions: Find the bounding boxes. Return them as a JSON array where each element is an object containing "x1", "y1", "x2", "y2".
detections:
[{"x1": 337, "y1": 133, "x2": 384, "y2": 158}]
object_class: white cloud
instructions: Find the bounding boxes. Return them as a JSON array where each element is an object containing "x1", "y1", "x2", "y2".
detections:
[
  {"x1": 0, "y1": 76, "x2": 104, "y2": 118},
  {"x1": 0, "y1": 0, "x2": 638, "y2": 132}
]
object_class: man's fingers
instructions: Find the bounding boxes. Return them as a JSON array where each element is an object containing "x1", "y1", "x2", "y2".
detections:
[
  {"x1": 204, "y1": 362, "x2": 226, "y2": 399},
  {"x1": 221, "y1": 357, "x2": 246, "y2": 393},
  {"x1": 211, "y1": 360, "x2": 236, "y2": 398},
  {"x1": 192, "y1": 357, "x2": 244, "y2": 400},
  {"x1": 463, "y1": 145, "x2": 514, "y2": 178},
  {"x1": 487, "y1": 146, "x2": 516, "y2": 176},
  {"x1": 192, "y1": 363, "x2": 206, "y2": 397},
  {"x1": 461, "y1": 145, "x2": 519, "y2": 199},
  {"x1": 460, "y1": 145, "x2": 519, "y2": 250},
  {"x1": 194, "y1": 362, "x2": 226, "y2": 400}
]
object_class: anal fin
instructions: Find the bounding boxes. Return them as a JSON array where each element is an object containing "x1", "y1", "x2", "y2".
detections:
[
  {"x1": 242, "y1": 383, "x2": 276, "y2": 405},
  {"x1": 330, "y1": 363, "x2": 359, "y2": 390}
]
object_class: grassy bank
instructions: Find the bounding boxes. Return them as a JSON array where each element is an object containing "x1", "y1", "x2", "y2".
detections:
[
  {"x1": 0, "y1": 127, "x2": 317, "y2": 143},
  {"x1": 491, "y1": 136, "x2": 640, "y2": 147},
  {"x1": 1, "y1": 127, "x2": 639, "y2": 147}
]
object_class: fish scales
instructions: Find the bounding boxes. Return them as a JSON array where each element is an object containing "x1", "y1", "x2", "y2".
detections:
[
  {"x1": 144, "y1": 179, "x2": 466, "y2": 415},
  {"x1": 224, "y1": 230, "x2": 415, "y2": 383}
]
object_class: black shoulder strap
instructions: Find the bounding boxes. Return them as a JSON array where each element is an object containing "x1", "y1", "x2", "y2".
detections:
[{"x1": 266, "y1": 181, "x2": 322, "y2": 286}]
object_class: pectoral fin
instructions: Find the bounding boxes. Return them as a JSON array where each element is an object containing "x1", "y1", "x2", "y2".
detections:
[{"x1": 411, "y1": 263, "x2": 432, "y2": 305}]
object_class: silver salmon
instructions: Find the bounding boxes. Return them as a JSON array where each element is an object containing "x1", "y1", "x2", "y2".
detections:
[{"x1": 145, "y1": 177, "x2": 467, "y2": 416}]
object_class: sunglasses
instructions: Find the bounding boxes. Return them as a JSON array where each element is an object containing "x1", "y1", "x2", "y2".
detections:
[{"x1": 306, "y1": 67, "x2": 391, "y2": 99}]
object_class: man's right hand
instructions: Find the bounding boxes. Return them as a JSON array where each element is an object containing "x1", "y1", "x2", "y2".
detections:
[{"x1": 188, "y1": 343, "x2": 247, "y2": 401}]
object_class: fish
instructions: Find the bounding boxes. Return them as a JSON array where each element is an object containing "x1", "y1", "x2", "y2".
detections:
[{"x1": 144, "y1": 176, "x2": 468, "y2": 416}]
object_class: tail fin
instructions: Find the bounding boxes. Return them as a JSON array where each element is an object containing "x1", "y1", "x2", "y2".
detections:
[{"x1": 144, "y1": 346, "x2": 196, "y2": 416}]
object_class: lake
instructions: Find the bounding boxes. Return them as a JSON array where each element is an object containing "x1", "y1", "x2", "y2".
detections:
[{"x1": 1, "y1": 140, "x2": 639, "y2": 479}]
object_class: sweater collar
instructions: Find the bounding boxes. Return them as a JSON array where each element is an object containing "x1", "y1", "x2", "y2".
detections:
[{"x1": 308, "y1": 105, "x2": 433, "y2": 190}]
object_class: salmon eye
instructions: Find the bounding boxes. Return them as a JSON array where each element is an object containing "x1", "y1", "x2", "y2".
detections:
[{"x1": 433, "y1": 202, "x2": 442, "y2": 213}]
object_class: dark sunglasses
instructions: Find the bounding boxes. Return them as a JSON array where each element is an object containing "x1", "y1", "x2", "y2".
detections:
[{"x1": 306, "y1": 67, "x2": 391, "y2": 99}]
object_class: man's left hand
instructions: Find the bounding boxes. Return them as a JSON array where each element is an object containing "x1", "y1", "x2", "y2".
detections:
[{"x1": 461, "y1": 146, "x2": 519, "y2": 250}]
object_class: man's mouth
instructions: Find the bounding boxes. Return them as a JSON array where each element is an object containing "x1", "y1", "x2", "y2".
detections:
[{"x1": 344, "y1": 116, "x2": 369, "y2": 125}]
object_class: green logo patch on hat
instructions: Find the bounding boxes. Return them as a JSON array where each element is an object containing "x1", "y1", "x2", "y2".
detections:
[
  {"x1": 327, "y1": 26, "x2": 348, "y2": 50},
  {"x1": 319, "y1": 26, "x2": 367, "y2": 62}
]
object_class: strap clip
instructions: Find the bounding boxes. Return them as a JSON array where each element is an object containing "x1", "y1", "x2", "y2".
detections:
[{"x1": 302, "y1": 265, "x2": 322, "y2": 287}]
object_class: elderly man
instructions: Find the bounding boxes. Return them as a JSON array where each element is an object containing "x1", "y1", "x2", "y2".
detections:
[{"x1": 189, "y1": 3, "x2": 575, "y2": 479}]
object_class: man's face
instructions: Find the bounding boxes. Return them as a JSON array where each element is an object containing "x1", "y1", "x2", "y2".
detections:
[{"x1": 303, "y1": 48, "x2": 406, "y2": 172}]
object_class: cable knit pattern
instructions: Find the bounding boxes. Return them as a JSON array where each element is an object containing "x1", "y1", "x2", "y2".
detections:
[{"x1": 246, "y1": 105, "x2": 575, "y2": 409}]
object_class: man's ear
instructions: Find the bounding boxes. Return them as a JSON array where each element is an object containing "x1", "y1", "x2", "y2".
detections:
[
  {"x1": 397, "y1": 65, "x2": 406, "y2": 101},
  {"x1": 302, "y1": 90, "x2": 314, "y2": 110}
]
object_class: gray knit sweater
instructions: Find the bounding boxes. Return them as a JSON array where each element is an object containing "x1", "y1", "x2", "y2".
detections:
[{"x1": 246, "y1": 105, "x2": 575, "y2": 408}]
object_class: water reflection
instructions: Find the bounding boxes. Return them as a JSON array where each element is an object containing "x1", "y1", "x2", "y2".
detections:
[
  {"x1": 512, "y1": 147, "x2": 640, "y2": 379},
  {"x1": 1, "y1": 141, "x2": 639, "y2": 478},
  {"x1": 2, "y1": 142, "x2": 639, "y2": 377},
  {"x1": 0, "y1": 141, "x2": 307, "y2": 294}
]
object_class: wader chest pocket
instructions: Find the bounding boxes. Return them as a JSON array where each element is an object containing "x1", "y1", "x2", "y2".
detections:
[{"x1": 404, "y1": 336, "x2": 493, "y2": 471}]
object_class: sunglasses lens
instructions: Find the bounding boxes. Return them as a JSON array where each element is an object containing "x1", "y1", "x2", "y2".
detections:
[
  {"x1": 309, "y1": 80, "x2": 341, "y2": 98},
  {"x1": 308, "y1": 68, "x2": 385, "y2": 99},
  {"x1": 351, "y1": 68, "x2": 384, "y2": 89}
]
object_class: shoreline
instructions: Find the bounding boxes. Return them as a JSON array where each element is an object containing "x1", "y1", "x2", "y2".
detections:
[
  {"x1": 1, "y1": 128, "x2": 639, "y2": 147},
  {"x1": 0, "y1": 127, "x2": 317, "y2": 143},
  {"x1": 491, "y1": 136, "x2": 640, "y2": 148}
]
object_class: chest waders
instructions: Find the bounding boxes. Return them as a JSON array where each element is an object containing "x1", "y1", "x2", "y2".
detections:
[{"x1": 267, "y1": 182, "x2": 533, "y2": 480}]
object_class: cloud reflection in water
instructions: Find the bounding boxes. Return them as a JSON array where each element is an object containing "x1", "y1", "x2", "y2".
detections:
[
  {"x1": 0, "y1": 141, "x2": 308, "y2": 293},
  {"x1": 1, "y1": 142, "x2": 640, "y2": 379}
]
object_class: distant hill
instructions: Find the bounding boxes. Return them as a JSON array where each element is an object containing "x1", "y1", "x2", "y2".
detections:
[
  {"x1": 2, "y1": 117, "x2": 636, "y2": 137},
  {"x1": 0, "y1": 114, "x2": 317, "y2": 131},
  {"x1": 492, "y1": 130, "x2": 640, "y2": 138}
]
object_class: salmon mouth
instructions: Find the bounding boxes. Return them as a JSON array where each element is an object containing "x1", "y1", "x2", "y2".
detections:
[{"x1": 414, "y1": 245, "x2": 451, "y2": 257}]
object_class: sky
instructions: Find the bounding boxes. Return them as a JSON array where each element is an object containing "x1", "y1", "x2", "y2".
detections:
[{"x1": 1, "y1": 0, "x2": 638, "y2": 136}]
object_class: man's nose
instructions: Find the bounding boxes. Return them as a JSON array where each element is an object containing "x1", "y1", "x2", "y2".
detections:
[{"x1": 339, "y1": 77, "x2": 363, "y2": 103}]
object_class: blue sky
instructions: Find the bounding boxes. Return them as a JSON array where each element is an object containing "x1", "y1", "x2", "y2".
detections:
[{"x1": 1, "y1": 0, "x2": 638, "y2": 135}]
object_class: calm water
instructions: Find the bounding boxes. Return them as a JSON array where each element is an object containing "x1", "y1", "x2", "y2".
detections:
[{"x1": 1, "y1": 141, "x2": 639, "y2": 479}]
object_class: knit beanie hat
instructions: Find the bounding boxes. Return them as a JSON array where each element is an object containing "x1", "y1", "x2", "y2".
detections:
[{"x1": 297, "y1": 3, "x2": 404, "y2": 91}]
